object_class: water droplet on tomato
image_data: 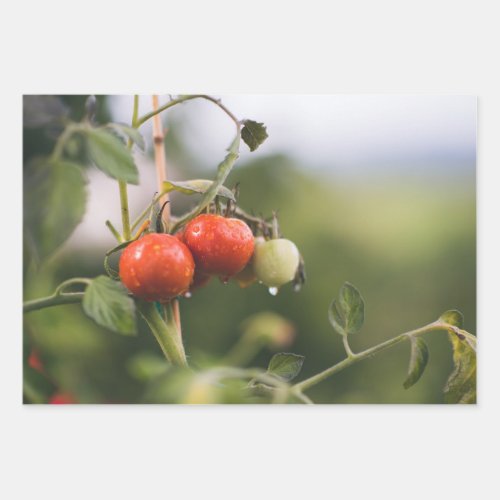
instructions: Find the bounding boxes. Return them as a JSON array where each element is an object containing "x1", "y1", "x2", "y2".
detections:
[
  {"x1": 184, "y1": 291, "x2": 192, "y2": 298},
  {"x1": 268, "y1": 286, "x2": 279, "y2": 296}
]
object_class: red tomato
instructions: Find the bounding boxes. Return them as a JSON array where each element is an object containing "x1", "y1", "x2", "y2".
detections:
[
  {"x1": 49, "y1": 392, "x2": 77, "y2": 404},
  {"x1": 119, "y1": 233, "x2": 195, "y2": 302},
  {"x1": 174, "y1": 229, "x2": 212, "y2": 293},
  {"x1": 183, "y1": 214, "x2": 255, "y2": 277}
]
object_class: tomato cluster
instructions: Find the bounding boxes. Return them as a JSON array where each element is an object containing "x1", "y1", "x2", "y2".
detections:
[{"x1": 119, "y1": 213, "x2": 301, "y2": 302}]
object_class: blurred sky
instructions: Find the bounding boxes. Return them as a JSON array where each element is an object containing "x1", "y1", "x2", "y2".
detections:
[
  {"x1": 111, "y1": 94, "x2": 476, "y2": 175},
  {"x1": 67, "y1": 95, "x2": 476, "y2": 249}
]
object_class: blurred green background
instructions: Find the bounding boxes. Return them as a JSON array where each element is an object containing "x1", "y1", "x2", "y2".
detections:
[{"x1": 23, "y1": 95, "x2": 475, "y2": 404}]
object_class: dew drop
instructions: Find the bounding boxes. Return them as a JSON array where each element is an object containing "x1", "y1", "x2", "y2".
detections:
[
  {"x1": 184, "y1": 291, "x2": 192, "y2": 299},
  {"x1": 268, "y1": 286, "x2": 279, "y2": 296}
]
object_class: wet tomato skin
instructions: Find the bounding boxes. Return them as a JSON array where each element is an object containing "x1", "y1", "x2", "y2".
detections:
[
  {"x1": 174, "y1": 229, "x2": 212, "y2": 292},
  {"x1": 119, "y1": 233, "x2": 195, "y2": 302},
  {"x1": 183, "y1": 214, "x2": 255, "y2": 277}
]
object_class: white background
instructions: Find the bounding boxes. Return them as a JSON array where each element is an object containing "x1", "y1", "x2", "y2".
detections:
[{"x1": 1, "y1": 1, "x2": 498, "y2": 499}]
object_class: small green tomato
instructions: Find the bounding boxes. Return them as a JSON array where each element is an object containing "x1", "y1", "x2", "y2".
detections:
[{"x1": 253, "y1": 238, "x2": 300, "y2": 287}]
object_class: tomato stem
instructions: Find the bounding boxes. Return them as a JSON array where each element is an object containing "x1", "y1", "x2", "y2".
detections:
[
  {"x1": 292, "y1": 322, "x2": 450, "y2": 393},
  {"x1": 23, "y1": 293, "x2": 84, "y2": 313},
  {"x1": 136, "y1": 301, "x2": 188, "y2": 367},
  {"x1": 105, "y1": 220, "x2": 123, "y2": 242}
]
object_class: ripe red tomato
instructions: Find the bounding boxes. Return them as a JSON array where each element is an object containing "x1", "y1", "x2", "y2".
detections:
[
  {"x1": 183, "y1": 214, "x2": 255, "y2": 277},
  {"x1": 119, "y1": 233, "x2": 195, "y2": 302}
]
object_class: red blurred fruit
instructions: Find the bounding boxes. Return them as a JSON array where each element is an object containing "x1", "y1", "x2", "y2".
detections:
[
  {"x1": 49, "y1": 392, "x2": 77, "y2": 404},
  {"x1": 28, "y1": 350, "x2": 44, "y2": 373}
]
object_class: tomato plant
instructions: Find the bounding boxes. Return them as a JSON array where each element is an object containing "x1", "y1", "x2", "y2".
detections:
[{"x1": 22, "y1": 95, "x2": 476, "y2": 404}]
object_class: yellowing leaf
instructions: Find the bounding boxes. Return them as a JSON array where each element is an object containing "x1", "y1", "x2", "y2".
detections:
[{"x1": 444, "y1": 332, "x2": 476, "y2": 404}]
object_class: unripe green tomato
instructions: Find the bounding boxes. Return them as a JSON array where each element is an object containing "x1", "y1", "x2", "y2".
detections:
[{"x1": 253, "y1": 238, "x2": 300, "y2": 287}]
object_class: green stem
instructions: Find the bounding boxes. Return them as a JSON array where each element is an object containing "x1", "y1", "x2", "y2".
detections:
[
  {"x1": 293, "y1": 322, "x2": 447, "y2": 393},
  {"x1": 292, "y1": 390, "x2": 314, "y2": 405},
  {"x1": 136, "y1": 301, "x2": 187, "y2": 367},
  {"x1": 54, "y1": 277, "x2": 91, "y2": 295},
  {"x1": 118, "y1": 181, "x2": 132, "y2": 240},
  {"x1": 136, "y1": 94, "x2": 240, "y2": 130},
  {"x1": 132, "y1": 95, "x2": 140, "y2": 128},
  {"x1": 205, "y1": 366, "x2": 290, "y2": 392},
  {"x1": 117, "y1": 95, "x2": 141, "y2": 241},
  {"x1": 23, "y1": 293, "x2": 84, "y2": 313},
  {"x1": 23, "y1": 277, "x2": 91, "y2": 313},
  {"x1": 105, "y1": 220, "x2": 123, "y2": 242},
  {"x1": 342, "y1": 335, "x2": 355, "y2": 358},
  {"x1": 171, "y1": 135, "x2": 240, "y2": 233}
]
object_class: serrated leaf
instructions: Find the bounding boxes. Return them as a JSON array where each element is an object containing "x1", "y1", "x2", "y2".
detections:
[
  {"x1": 328, "y1": 282, "x2": 365, "y2": 335},
  {"x1": 403, "y1": 337, "x2": 429, "y2": 389},
  {"x1": 241, "y1": 120, "x2": 268, "y2": 152},
  {"x1": 162, "y1": 179, "x2": 235, "y2": 201},
  {"x1": 86, "y1": 128, "x2": 139, "y2": 184},
  {"x1": 82, "y1": 276, "x2": 137, "y2": 335},
  {"x1": 443, "y1": 331, "x2": 476, "y2": 404},
  {"x1": 439, "y1": 310, "x2": 464, "y2": 328},
  {"x1": 267, "y1": 353, "x2": 304, "y2": 382},
  {"x1": 106, "y1": 123, "x2": 145, "y2": 151},
  {"x1": 24, "y1": 159, "x2": 87, "y2": 261}
]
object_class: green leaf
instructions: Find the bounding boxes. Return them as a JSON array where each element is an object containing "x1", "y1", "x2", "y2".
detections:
[
  {"x1": 328, "y1": 282, "x2": 365, "y2": 335},
  {"x1": 24, "y1": 159, "x2": 87, "y2": 261},
  {"x1": 444, "y1": 331, "x2": 476, "y2": 404},
  {"x1": 241, "y1": 120, "x2": 268, "y2": 152},
  {"x1": 105, "y1": 123, "x2": 145, "y2": 151},
  {"x1": 267, "y1": 353, "x2": 304, "y2": 382},
  {"x1": 23, "y1": 364, "x2": 56, "y2": 404},
  {"x1": 439, "y1": 310, "x2": 464, "y2": 328},
  {"x1": 85, "y1": 128, "x2": 139, "y2": 184},
  {"x1": 162, "y1": 179, "x2": 236, "y2": 201},
  {"x1": 82, "y1": 276, "x2": 137, "y2": 335},
  {"x1": 403, "y1": 337, "x2": 429, "y2": 389}
]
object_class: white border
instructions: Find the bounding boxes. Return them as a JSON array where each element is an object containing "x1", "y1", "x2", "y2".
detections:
[{"x1": 2, "y1": 1, "x2": 498, "y2": 499}]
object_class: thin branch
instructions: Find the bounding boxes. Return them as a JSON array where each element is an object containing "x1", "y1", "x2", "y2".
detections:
[{"x1": 293, "y1": 322, "x2": 451, "y2": 393}]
